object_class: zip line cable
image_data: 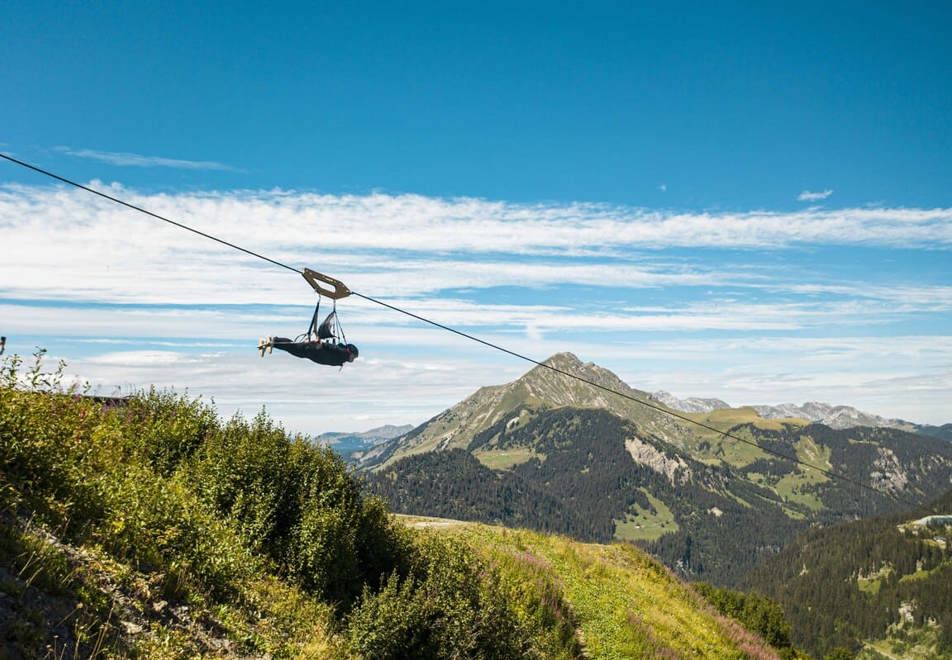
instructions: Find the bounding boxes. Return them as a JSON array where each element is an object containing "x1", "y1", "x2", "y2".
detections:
[
  {"x1": 0, "y1": 153, "x2": 301, "y2": 275},
  {"x1": 0, "y1": 152, "x2": 919, "y2": 508}
]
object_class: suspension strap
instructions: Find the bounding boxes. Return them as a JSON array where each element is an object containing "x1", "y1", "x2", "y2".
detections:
[
  {"x1": 306, "y1": 296, "x2": 322, "y2": 340},
  {"x1": 333, "y1": 299, "x2": 348, "y2": 345}
]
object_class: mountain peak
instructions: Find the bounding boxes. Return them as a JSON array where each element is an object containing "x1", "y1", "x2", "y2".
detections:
[
  {"x1": 361, "y1": 354, "x2": 688, "y2": 469},
  {"x1": 542, "y1": 352, "x2": 584, "y2": 368}
]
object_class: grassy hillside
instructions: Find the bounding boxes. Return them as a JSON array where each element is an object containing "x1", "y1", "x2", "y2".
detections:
[
  {"x1": 398, "y1": 515, "x2": 787, "y2": 659},
  {"x1": 0, "y1": 351, "x2": 784, "y2": 658}
]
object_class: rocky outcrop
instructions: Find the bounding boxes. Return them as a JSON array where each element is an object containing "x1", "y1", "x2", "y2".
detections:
[{"x1": 624, "y1": 435, "x2": 691, "y2": 485}]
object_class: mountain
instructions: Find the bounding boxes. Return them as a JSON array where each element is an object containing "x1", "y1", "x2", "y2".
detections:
[
  {"x1": 363, "y1": 353, "x2": 952, "y2": 586},
  {"x1": 752, "y1": 401, "x2": 917, "y2": 432},
  {"x1": 650, "y1": 390, "x2": 731, "y2": 413},
  {"x1": 743, "y1": 489, "x2": 952, "y2": 658},
  {"x1": 316, "y1": 423, "x2": 413, "y2": 462},
  {"x1": 919, "y1": 423, "x2": 952, "y2": 442},
  {"x1": 651, "y1": 391, "x2": 940, "y2": 435},
  {"x1": 318, "y1": 423, "x2": 414, "y2": 443},
  {"x1": 361, "y1": 352, "x2": 689, "y2": 469}
]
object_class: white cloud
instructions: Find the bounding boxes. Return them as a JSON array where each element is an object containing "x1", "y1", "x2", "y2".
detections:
[
  {"x1": 798, "y1": 189, "x2": 834, "y2": 202},
  {"x1": 55, "y1": 348, "x2": 524, "y2": 433},
  {"x1": 1, "y1": 183, "x2": 951, "y2": 306},
  {"x1": 53, "y1": 147, "x2": 237, "y2": 171},
  {"x1": 658, "y1": 184, "x2": 667, "y2": 192}
]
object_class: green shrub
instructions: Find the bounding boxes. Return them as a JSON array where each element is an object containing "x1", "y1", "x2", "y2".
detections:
[
  {"x1": 186, "y1": 411, "x2": 409, "y2": 606},
  {"x1": 118, "y1": 387, "x2": 218, "y2": 476},
  {"x1": 0, "y1": 352, "x2": 553, "y2": 657},
  {"x1": 0, "y1": 353, "x2": 252, "y2": 598},
  {"x1": 695, "y1": 582, "x2": 793, "y2": 649},
  {"x1": 347, "y1": 533, "x2": 527, "y2": 659}
]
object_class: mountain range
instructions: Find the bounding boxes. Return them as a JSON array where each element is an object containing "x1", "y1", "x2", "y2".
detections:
[
  {"x1": 361, "y1": 353, "x2": 952, "y2": 586},
  {"x1": 651, "y1": 390, "x2": 951, "y2": 438},
  {"x1": 315, "y1": 424, "x2": 414, "y2": 462}
]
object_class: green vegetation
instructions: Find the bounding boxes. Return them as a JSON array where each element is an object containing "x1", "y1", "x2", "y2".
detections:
[
  {"x1": 0, "y1": 350, "x2": 789, "y2": 658},
  {"x1": 859, "y1": 621, "x2": 945, "y2": 659},
  {"x1": 772, "y1": 437, "x2": 832, "y2": 512},
  {"x1": 693, "y1": 583, "x2": 806, "y2": 657},
  {"x1": 743, "y1": 487, "x2": 952, "y2": 658},
  {"x1": 685, "y1": 408, "x2": 803, "y2": 468},
  {"x1": 405, "y1": 517, "x2": 781, "y2": 659},
  {"x1": 613, "y1": 489, "x2": 678, "y2": 542},
  {"x1": 475, "y1": 447, "x2": 540, "y2": 470},
  {"x1": 0, "y1": 352, "x2": 551, "y2": 657},
  {"x1": 0, "y1": 351, "x2": 346, "y2": 657}
]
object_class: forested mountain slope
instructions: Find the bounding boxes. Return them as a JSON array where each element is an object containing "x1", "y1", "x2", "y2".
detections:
[
  {"x1": 743, "y1": 489, "x2": 952, "y2": 659},
  {"x1": 363, "y1": 354, "x2": 952, "y2": 586}
]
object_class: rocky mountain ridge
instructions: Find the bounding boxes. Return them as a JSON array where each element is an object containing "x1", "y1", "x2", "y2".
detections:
[
  {"x1": 316, "y1": 423, "x2": 414, "y2": 444},
  {"x1": 316, "y1": 424, "x2": 414, "y2": 463},
  {"x1": 650, "y1": 391, "x2": 926, "y2": 432},
  {"x1": 361, "y1": 352, "x2": 689, "y2": 469}
]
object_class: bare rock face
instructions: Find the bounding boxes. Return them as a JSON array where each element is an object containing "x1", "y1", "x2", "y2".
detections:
[
  {"x1": 650, "y1": 391, "x2": 731, "y2": 414},
  {"x1": 624, "y1": 435, "x2": 691, "y2": 485},
  {"x1": 871, "y1": 447, "x2": 909, "y2": 493}
]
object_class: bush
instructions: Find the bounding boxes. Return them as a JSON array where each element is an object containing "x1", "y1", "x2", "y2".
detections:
[
  {"x1": 0, "y1": 351, "x2": 546, "y2": 657},
  {"x1": 347, "y1": 533, "x2": 527, "y2": 659},
  {"x1": 0, "y1": 354, "x2": 255, "y2": 599},
  {"x1": 186, "y1": 411, "x2": 409, "y2": 606},
  {"x1": 695, "y1": 582, "x2": 793, "y2": 649}
]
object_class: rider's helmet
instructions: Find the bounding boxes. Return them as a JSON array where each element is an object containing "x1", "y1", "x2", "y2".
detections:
[{"x1": 345, "y1": 344, "x2": 359, "y2": 361}]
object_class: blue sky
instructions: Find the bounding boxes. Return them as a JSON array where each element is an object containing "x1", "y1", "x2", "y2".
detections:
[{"x1": 2, "y1": 2, "x2": 950, "y2": 430}]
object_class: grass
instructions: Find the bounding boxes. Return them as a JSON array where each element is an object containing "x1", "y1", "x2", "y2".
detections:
[
  {"x1": 613, "y1": 489, "x2": 679, "y2": 542},
  {"x1": 857, "y1": 563, "x2": 893, "y2": 597},
  {"x1": 773, "y1": 436, "x2": 831, "y2": 512},
  {"x1": 475, "y1": 447, "x2": 541, "y2": 470},
  {"x1": 402, "y1": 516, "x2": 779, "y2": 659},
  {"x1": 898, "y1": 559, "x2": 951, "y2": 584},
  {"x1": 859, "y1": 621, "x2": 944, "y2": 659},
  {"x1": 684, "y1": 408, "x2": 808, "y2": 469}
]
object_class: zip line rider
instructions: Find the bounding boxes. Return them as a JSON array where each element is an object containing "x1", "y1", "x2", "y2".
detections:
[{"x1": 259, "y1": 310, "x2": 358, "y2": 367}]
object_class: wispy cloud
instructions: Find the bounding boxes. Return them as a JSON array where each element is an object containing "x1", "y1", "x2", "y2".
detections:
[
  {"x1": 53, "y1": 147, "x2": 238, "y2": 172},
  {"x1": 1, "y1": 183, "x2": 950, "y2": 305},
  {"x1": 798, "y1": 189, "x2": 833, "y2": 202}
]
